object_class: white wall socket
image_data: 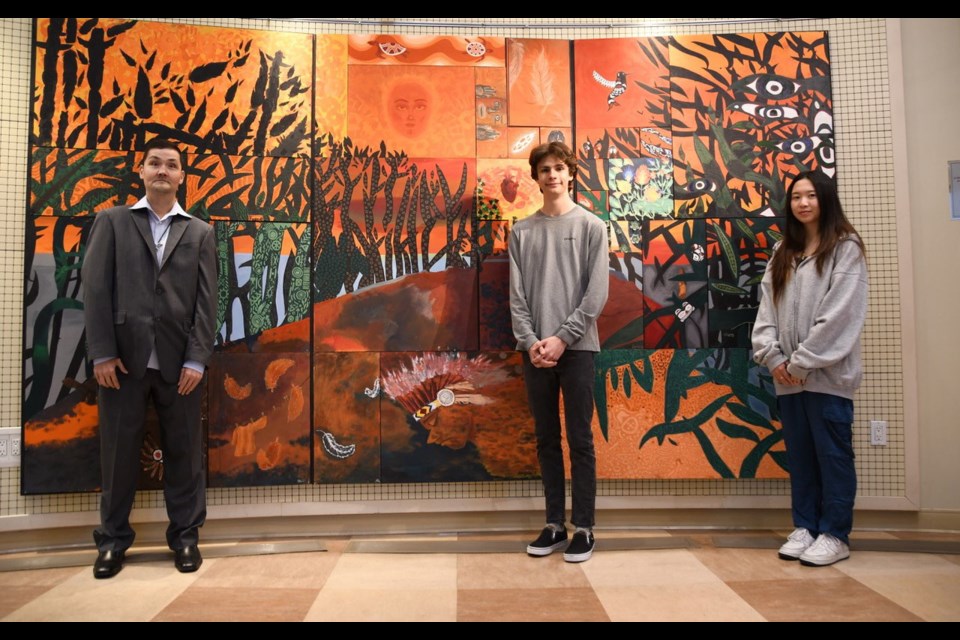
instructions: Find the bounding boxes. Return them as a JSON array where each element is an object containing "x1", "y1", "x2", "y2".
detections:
[
  {"x1": 870, "y1": 420, "x2": 888, "y2": 446},
  {"x1": 0, "y1": 426, "x2": 21, "y2": 468}
]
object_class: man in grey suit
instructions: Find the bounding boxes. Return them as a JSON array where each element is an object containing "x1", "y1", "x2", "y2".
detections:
[{"x1": 82, "y1": 138, "x2": 217, "y2": 578}]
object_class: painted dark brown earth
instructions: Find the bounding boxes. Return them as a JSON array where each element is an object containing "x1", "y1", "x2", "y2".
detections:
[
  {"x1": 207, "y1": 352, "x2": 310, "y2": 487},
  {"x1": 313, "y1": 268, "x2": 479, "y2": 353},
  {"x1": 313, "y1": 352, "x2": 381, "y2": 483}
]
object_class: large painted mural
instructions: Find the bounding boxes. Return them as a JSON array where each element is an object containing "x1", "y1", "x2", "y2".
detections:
[{"x1": 22, "y1": 18, "x2": 834, "y2": 493}]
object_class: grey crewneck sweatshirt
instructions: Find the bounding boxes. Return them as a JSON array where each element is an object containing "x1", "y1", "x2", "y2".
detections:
[
  {"x1": 508, "y1": 205, "x2": 609, "y2": 352},
  {"x1": 752, "y1": 237, "x2": 868, "y2": 399}
]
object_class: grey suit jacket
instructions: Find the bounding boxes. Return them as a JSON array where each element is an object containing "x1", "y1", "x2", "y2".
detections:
[{"x1": 82, "y1": 205, "x2": 218, "y2": 384}]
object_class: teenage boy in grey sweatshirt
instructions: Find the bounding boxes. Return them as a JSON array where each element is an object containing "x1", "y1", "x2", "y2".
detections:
[{"x1": 509, "y1": 141, "x2": 609, "y2": 563}]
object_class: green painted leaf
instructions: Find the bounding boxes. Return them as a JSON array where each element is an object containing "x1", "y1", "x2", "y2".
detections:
[
  {"x1": 629, "y1": 360, "x2": 652, "y2": 393},
  {"x1": 693, "y1": 426, "x2": 735, "y2": 478},
  {"x1": 642, "y1": 393, "x2": 733, "y2": 448},
  {"x1": 712, "y1": 221, "x2": 738, "y2": 280},
  {"x1": 710, "y1": 282, "x2": 749, "y2": 295},
  {"x1": 664, "y1": 349, "x2": 715, "y2": 422},
  {"x1": 727, "y1": 401, "x2": 776, "y2": 431},
  {"x1": 739, "y1": 430, "x2": 785, "y2": 477},
  {"x1": 716, "y1": 418, "x2": 760, "y2": 442},
  {"x1": 735, "y1": 218, "x2": 757, "y2": 243}
]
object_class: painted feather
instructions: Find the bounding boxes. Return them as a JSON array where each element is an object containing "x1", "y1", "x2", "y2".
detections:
[{"x1": 528, "y1": 46, "x2": 555, "y2": 111}]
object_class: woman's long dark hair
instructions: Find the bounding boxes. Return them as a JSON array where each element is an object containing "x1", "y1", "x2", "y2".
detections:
[{"x1": 769, "y1": 171, "x2": 865, "y2": 303}]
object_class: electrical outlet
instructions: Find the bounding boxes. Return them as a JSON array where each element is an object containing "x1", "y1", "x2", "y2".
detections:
[
  {"x1": 870, "y1": 420, "x2": 888, "y2": 446},
  {"x1": 0, "y1": 427, "x2": 21, "y2": 467}
]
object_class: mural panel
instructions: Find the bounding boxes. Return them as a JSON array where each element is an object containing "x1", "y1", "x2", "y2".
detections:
[
  {"x1": 506, "y1": 38, "x2": 572, "y2": 128},
  {"x1": 215, "y1": 221, "x2": 311, "y2": 347},
  {"x1": 348, "y1": 34, "x2": 504, "y2": 67},
  {"x1": 670, "y1": 32, "x2": 832, "y2": 218},
  {"x1": 208, "y1": 352, "x2": 310, "y2": 486},
  {"x1": 706, "y1": 217, "x2": 782, "y2": 347},
  {"x1": 588, "y1": 348, "x2": 786, "y2": 479},
  {"x1": 34, "y1": 18, "x2": 313, "y2": 156},
  {"x1": 348, "y1": 65, "x2": 476, "y2": 158},
  {"x1": 643, "y1": 219, "x2": 708, "y2": 349},
  {"x1": 380, "y1": 352, "x2": 538, "y2": 482},
  {"x1": 313, "y1": 353, "x2": 381, "y2": 483}
]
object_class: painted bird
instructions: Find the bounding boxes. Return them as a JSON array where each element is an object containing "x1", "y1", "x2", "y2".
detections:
[{"x1": 592, "y1": 70, "x2": 628, "y2": 109}]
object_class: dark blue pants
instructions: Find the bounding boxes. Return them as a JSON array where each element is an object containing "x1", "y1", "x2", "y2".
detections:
[
  {"x1": 778, "y1": 391, "x2": 856, "y2": 544},
  {"x1": 522, "y1": 350, "x2": 597, "y2": 529}
]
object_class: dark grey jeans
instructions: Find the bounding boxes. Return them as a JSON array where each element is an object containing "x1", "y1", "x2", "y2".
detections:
[{"x1": 522, "y1": 349, "x2": 597, "y2": 529}]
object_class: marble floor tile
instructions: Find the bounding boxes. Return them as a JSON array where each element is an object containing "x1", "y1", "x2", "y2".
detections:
[
  {"x1": 458, "y1": 587, "x2": 609, "y2": 622},
  {"x1": 322, "y1": 553, "x2": 457, "y2": 589},
  {"x1": 154, "y1": 585, "x2": 320, "y2": 622},
  {"x1": 726, "y1": 576, "x2": 924, "y2": 622},
  {"x1": 833, "y1": 551, "x2": 960, "y2": 622},
  {"x1": 193, "y1": 550, "x2": 339, "y2": 589},
  {"x1": 580, "y1": 549, "x2": 721, "y2": 588},
  {"x1": 458, "y1": 552, "x2": 591, "y2": 589},
  {"x1": 304, "y1": 587, "x2": 457, "y2": 622},
  {"x1": 2, "y1": 561, "x2": 207, "y2": 622},
  {"x1": 593, "y1": 583, "x2": 766, "y2": 622},
  {"x1": 691, "y1": 547, "x2": 825, "y2": 582}
]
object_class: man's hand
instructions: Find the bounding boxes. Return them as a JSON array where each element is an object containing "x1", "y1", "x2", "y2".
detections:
[
  {"x1": 529, "y1": 336, "x2": 567, "y2": 368},
  {"x1": 528, "y1": 341, "x2": 557, "y2": 368},
  {"x1": 93, "y1": 358, "x2": 127, "y2": 389},
  {"x1": 178, "y1": 367, "x2": 203, "y2": 396},
  {"x1": 538, "y1": 336, "x2": 567, "y2": 363}
]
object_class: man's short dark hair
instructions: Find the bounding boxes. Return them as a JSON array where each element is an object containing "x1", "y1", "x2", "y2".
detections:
[
  {"x1": 528, "y1": 141, "x2": 577, "y2": 184},
  {"x1": 141, "y1": 137, "x2": 184, "y2": 168}
]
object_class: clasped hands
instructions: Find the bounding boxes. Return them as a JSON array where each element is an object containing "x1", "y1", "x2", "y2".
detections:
[
  {"x1": 93, "y1": 358, "x2": 202, "y2": 395},
  {"x1": 773, "y1": 362, "x2": 802, "y2": 386},
  {"x1": 528, "y1": 336, "x2": 567, "y2": 368}
]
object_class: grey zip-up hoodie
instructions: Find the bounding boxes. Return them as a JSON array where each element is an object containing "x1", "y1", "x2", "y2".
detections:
[{"x1": 752, "y1": 236, "x2": 868, "y2": 400}]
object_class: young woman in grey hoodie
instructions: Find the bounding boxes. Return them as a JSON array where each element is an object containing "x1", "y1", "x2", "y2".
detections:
[{"x1": 752, "y1": 171, "x2": 868, "y2": 567}]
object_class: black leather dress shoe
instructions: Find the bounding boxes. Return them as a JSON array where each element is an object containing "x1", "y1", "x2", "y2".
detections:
[
  {"x1": 174, "y1": 544, "x2": 202, "y2": 573},
  {"x1": 93, "y1": 549, "x2": 125, "y2": 579}
]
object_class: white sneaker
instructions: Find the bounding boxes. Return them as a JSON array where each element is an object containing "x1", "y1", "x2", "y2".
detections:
[
  {"x1": 799, "y1": 533, "x2": 850, "y2": 566},
  {"x1": 778, "y1": 527, "x2": 815, "y2": 561}
]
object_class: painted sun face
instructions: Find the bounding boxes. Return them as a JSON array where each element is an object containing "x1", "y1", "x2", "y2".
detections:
[{"x1": 388, "y1": 81, "x2": 432, "y2": 138}]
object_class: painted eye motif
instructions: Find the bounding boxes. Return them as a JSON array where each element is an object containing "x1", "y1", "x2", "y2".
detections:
[
  {"x1": 730, "y1": 102, "x2": 800, "y2": 123},
  {"x1": 681, "y1": 178, "x2": 717, "y2": 196},
  {"x1": 737, "y1": 74, "x2": 802, "y2": 100},
  {"x1": 775, "y1": 136, "x2": 826, "y2": 155}
]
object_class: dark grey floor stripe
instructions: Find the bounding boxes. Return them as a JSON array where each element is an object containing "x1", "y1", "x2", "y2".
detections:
[
  {"x1": 0, "y1": 539, "x2": 326, "y2": 573},
  {"x1": 345, "y1": 536, "x2": 695, "y2": 554}
]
